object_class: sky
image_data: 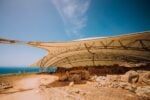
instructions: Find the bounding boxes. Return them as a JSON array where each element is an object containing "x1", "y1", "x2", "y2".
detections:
[{"x1": 0, "y1": 0, "x2": 150, "y2": 66}]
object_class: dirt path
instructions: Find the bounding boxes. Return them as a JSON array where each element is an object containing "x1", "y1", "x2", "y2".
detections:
[
  {"x1": 0, "y1": 74, "x2": 58, "y2": 100},
  {"x1": 0, "y1": 73, "x2": 149, "y2": 100}
]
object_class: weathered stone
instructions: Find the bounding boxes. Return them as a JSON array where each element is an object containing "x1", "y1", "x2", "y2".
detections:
[
  {"x1": 81, "y1": 70, "x2": 90, "y2": 80},
  {"x1": 90, "y1": 75, "x2": 97, "y2": 81},
  {"x1": 59, "y1": 70, "x2": 90, "y2": 82},
  {"x1": 95, "y1": 76, "x2": 106, "y2": 82},
  {"x1": 120, "y1": 75, "x2": 128, "y2": 82},
  {"x1": 68, "y1": 74, "x2": 81, "y2": 83},
  {"x1": 135, "y1": 86, "x2": 150, "y2": 97},
  {"x1": 121, "y1": 70, "x2": 139, "y2": 83},
  {"x1": 124, "y1": 85, "x2": 135, "y2": 92},
  {"x1": 110, "y1": 83, "x2": 119, "y2": 88},
  {"x1": 118, "y1": 82, "x2": 136, "y2": 92},
  {"x1": 142, "y1": 72, "x2": 150, "y2": 85},
  {"x1": 128, "y1": 71, "x2": 139, "y2": 83},
  {"x1": 107, "y1": 75, "x2": 121, "y2": 82},
  {"x1": 119, "y1": 82, "x2": 129, "y2": 88}
]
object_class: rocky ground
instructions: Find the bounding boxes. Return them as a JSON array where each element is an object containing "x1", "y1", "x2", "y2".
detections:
[
  {"x1": 89, "y1": 70, "x2": 150, "y2": 98},
  {"x1": 53, "y1": 69, "x2": 150, "y2": 100},
  {"x1": 0, "y1": 69, "x2": 150, "y2": 100}
]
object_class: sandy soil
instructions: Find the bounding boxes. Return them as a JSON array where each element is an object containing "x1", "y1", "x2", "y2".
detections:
[
  {"x1": 0, "y1": 73, "x2": 149, "y2": 100},
  {"x1": 0, "y1": 73, "x2": 58, "y2": 100}
]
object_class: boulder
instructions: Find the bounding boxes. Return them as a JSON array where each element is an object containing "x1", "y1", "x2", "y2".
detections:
[
  {"x1": 142, "y1": 72, "x2": 150, "y2": 85},
  {"x1": 68, "y1": 74, "x2": 81, "y2": 83},
  {"x1": 121, "y1": 70, "x2": 139, "y2": 83},
  {"x1": 135, "y1": 86, "x2": 150, "y2": 97}
]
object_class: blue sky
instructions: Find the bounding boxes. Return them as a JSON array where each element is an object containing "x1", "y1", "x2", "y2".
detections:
[{"x1": 0, "y1": 0, "x2": 150, "y2": 66}]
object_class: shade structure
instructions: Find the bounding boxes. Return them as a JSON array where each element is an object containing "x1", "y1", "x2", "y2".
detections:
[
  {"x1": 0, "y1": 32, "x2": 150, "y2": 68},
  {"x1": 27, "y1": 32, "x2": 150, "y2": 68}
]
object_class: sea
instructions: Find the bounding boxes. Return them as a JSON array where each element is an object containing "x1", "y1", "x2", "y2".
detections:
[{"x1": 0, "y1": 66, "x2": 57, "y2": 75}]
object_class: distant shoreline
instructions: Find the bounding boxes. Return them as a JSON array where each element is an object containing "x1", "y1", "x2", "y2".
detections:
[{"x1": 0, "y1": 67, "x2": 57, "y2": 75}]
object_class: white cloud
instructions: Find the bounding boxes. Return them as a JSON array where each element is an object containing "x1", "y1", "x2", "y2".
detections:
[{"x1": 51, "y1": 0, "x2": 91, "y2": 38}]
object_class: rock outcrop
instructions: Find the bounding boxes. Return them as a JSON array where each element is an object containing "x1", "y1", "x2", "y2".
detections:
[{"x1": 59, "y1": 70, "x2": 90, "y2": 83}]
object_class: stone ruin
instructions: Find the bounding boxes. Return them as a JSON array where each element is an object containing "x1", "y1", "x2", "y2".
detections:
[
  {"x1": 54, "y1": 64, "x2": 150, "y2": 98},
  {"x1": 56, "y1": 64, "x2": 150, "y2": 82}
]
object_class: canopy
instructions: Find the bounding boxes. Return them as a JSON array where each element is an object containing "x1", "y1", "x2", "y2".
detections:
[
  {"x1": 0, "y1": 32, "x2": 150, "y2": 68},
  {"x1": 28, "y1": 32, "x2": 150, "y2": 68}
]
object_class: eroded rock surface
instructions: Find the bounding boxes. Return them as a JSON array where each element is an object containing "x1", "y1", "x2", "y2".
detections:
[
  {"x1": 59, "y1": 70, "x2": 90, "y2": 83},
  {"x1": 91, "y1": 70, "x2": 150, "y2": 98},
  {"x1": 57, "y1": 66, "x2": 150, "y2": 98}
]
